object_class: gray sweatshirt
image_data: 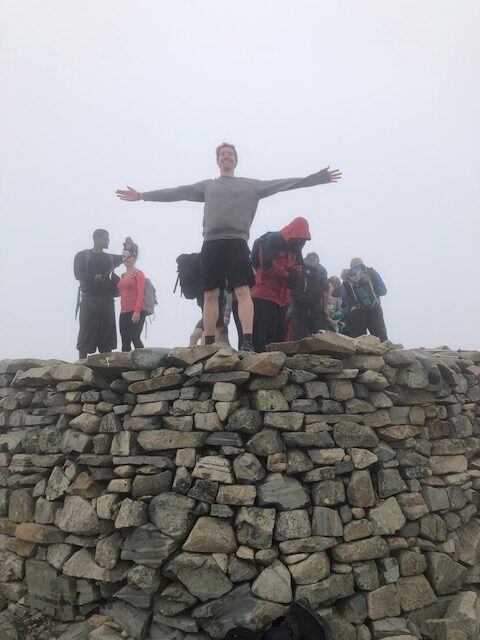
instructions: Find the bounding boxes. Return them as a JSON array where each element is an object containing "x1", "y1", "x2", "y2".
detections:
[{"x1": 142, "y1": 169, "x2": 331, "y2": 242}]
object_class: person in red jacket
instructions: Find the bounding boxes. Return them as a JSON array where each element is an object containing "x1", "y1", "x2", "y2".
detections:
[
  {"x1": 117, "y1": 238, "x2": 148, "y2": 351},
  {"x1": 251, "y1": 217, "x2": 311, "y2": 352}
]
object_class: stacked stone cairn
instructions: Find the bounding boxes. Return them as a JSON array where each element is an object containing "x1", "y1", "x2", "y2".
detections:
[{"x1": 0, "y1": 333, "x2": 480, "y2": 640}]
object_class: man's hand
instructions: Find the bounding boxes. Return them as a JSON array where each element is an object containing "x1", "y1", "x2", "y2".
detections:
[
  {"x1": 132, "y1": 312, "x2": 140, "y2": 324},
  {"x1": 324, "y1": 167, "x2": 342, "y2": 182},
  {"x1": 116, "y1": 186, "x2": 141, "y2": 201}
]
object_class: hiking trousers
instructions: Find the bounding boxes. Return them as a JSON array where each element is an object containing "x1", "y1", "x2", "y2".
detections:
[
  {"x1": 77, "y1": 295, "x2": 117, "y2": 356},
  {"x1": 253, "y1": 299, "x2": 285, "y2": 352},
  {"x1": 119, "y1": 311, "x2": 147, "y2": 352},
  {"x1": 344, "y1": 306, "x2": 388, "y2": 342},
  {"x1": 292, "y1": 302, "x2": 329, "y2": 341}
]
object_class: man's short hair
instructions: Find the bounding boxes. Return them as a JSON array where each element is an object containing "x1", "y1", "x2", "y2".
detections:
[
  {"x1": 216, "y1": 142, "x2": 238, "y2": 162},
  {"x1": 305, "y1": 252, "x2": 320, "y2": 264},
  {"x1": 93, "y1": 229, "x2": 109, "y2": 240},
  {"x1": 350, "y1": 257, "x2": 364, "y2": 268}
]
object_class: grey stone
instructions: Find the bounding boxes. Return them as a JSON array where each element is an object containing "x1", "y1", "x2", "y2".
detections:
[
  {"x1": 165, "y1": 552, "x2": 233, "y2": 602},
  {"x1": 252, "y1": 390, "x2": 289, "y2": 412},
  {"x1": 311, "y1": 479, "x2": 346, "y2": 506},
  {"x1": 295, "y1": 572, "x2": 355, "y2": 607},
  {"x1": 100, "y1": 601, "x2": 151, "y2": 640},
  {"x1": 347, "y1": 470, "x2": 375, "y2": 507},
  {"x1": 312, "y1": 506, "x2": 343, "y2": 536},
  {"x1": 122, "y1": 524, "x2": 179, "y2": 568},
  {"x1": 353, "y1": 561, "x2": 379, "y2": 591},
  {"x1": 377, "y1": 469, "x2": 408, "y2": 498},
  {"x1": 137, "y1": 430, "x2": 207, "y2": 450},
  {"x1": 154, "y1": 581, "x2": 198, "y2": 616},
  {"x1": 421, "y1": 486, "x2": 449, "y2": 512},
  {"x1": 63, "y1": 548, "x2": 128, "y2": 582},
  {"x1": 367, "y1": 584, "x2": 401, "y2": 620},
  {"x1": 426, "y1": 552, "x2": 467, "y2": 595},
  {"x1": 332, "y1": 537, "x2": 389, "y2": 563},
  {"x1": 289, "y1": 551, "x2": 330, "y2": 585},
  {"x1": 183, "y1": 517, "x2": 237, "y2": 553},
  {"x1": 235, "y1": 507, "x2": 276, "y2": 549},
  {"x1": 192, "y1": 456, "x2": 234, "y2": 484},
  {"x1": 264, "y1": 412, "x2": 304, "y2": 431},
  {"x1": 246, "y1": 430, "x2": 284, "y2": 456},
  {"x1": 149, "y1": 493, "x2": 196, "y2": 540},
  {"x1": 333, "y1": 423, "x2": 379, "y2": 448},
  {"x1": 226, "y1": 408, "x2": 263, "y2": 434},
  {"x1": 192, "y1": 583, "x2": 287, "y2": 639},
  {"x1": 56, "y1": 496, "x2": 105, "y2": 535},
  {"x1": 233, "y1": 453, "x2": 266, "y2": 483},
  {"x1": 274, "y1": 509, "x2": 311, "y2": 540},
  {"x1": 369, "y1": 497, "x2": 406, "y2": 534},
  {"x1": 257, "y1": 473, "x2": 310, "y2": 510},
  {"x1": 115, "y1": 498, "x2": 148, "y2": 528},
  {"x1": 132, "y1": 471, "x2": 172, "y2": 498},
  {"x1": 251, "y1": 560, "x2": 292, "y2": 603},
  {"x1": 396, "y1": 575, "x2": 437, "y2": 611},
  {"x1": 378, "y1": 557, "x2": 400, "y2": 584},
  {"x1": 396, "y1": 492, "x2": 429, "y2": 520}
]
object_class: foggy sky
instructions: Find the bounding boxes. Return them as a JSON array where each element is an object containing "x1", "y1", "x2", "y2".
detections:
[{"x1": 1, "y1": 1, "x2": 479, "y2": 362}]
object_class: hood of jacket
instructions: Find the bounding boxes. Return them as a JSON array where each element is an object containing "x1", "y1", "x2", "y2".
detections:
[{"x1": 280, "y1": 217, "x2": 311, "y2": 242}]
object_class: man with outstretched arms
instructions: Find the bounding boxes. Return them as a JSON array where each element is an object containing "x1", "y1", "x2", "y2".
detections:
[{"x1": 117, "y1": 143, "x2": 341, "y2": 351}]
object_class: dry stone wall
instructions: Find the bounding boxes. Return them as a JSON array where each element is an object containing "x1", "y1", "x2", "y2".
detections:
[{"x1": 0, "y1": 333, "x2": 480, "y2": 640}]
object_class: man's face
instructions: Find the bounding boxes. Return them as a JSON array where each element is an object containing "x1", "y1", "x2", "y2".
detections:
[
  {"x1": 288, "y1": 238, "x2": 306, "y2": 251},
  {"x1": 98, "y1": 233, "x2": 109, "y2": 249},
  {"x1": 217, "y1": 146, "x2": 237, "y2": 173}
]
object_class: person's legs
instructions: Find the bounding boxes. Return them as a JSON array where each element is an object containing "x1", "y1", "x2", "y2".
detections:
[
  {"x1": 225, "y1": 240, "x2": 255, "y2": 350},
  {"x1": 253, "y1": 298, "x2": 280, "y2": 352},
  {"x1": 203, "y1": 288, "x2": 221, "y2": 342},
  {"x1": 190, "y1": 319, "x2": 204, "y2": 346},
  {"x1": 130, "y1": 311, "x2": 147, "y2": 349},
  {"x1": 98, "y1": 297, "x2": 117, "y2": 353},
  {"x1": 292, "y1": 306, "x2": 309, "y2": 341},
  {"x1": 343, "y1": 309, "x2": 367, "y2": 338},
  {"x1": 77, "y1": 296, "x2": 101, "y2": 358},
  {"x1": 367, "y1": 306, "x2": 388, "y2": 342},
  {"x1": 232, "y1": 299, "x2": 243, "y2": 350},
  {"x1": 234, "y1": 285, "x2": 254, "y2": 335},
  {"x1": 119, "y1": 312, "x2": 132, "y2": 352}
]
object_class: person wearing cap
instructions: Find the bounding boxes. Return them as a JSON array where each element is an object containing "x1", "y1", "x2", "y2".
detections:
[
  {"x1": 116, "y1": 144, "x2": 342, "y2": 351},
  {"x1": 117, "y1": 237, "x2": 148, "y2": 351},
  {"x1": 250, "y1": 217, "x2": 312, "y2": 352},
  {"x1": 74, "y1": 229, "x2": 123, "y2": 360},
  {"x1": 290, "y1": 251, "x2": 330, "y2": 341}
]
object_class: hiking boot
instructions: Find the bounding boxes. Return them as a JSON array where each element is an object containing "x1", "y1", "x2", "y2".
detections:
[{"x1": 239, "y1": 339, "x2": 255, "y2": 353}]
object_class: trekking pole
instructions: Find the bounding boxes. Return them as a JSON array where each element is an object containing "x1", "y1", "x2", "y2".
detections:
[{"x1": 173, "y1": 275, "x2": 179, "y2": 294}]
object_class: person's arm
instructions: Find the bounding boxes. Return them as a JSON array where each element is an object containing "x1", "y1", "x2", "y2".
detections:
[
  {"x1": 116, "y1": 181, "x2": 207, "y2": 203},
  {"x1": 112, "y1": 254, "x2": 124, "y2": 269},
  {"x1": 253, "y1": 167, "x2": 342, "y2": 199},
  {"x1": 134, "y1": 271, "x2": 146, "y2": 316},
  {"x1": 370, "y1": 269, "x2": 387, "y2": 297}
]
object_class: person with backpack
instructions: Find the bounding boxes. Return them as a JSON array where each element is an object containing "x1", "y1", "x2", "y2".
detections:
[
  {"x1": 291, "y1": 251, "x2": 330, "y2": 341},
  {"x1": 117, "y1": 143, "x2": 342, "y2": 351},
  {"x1": 117, "y1": 238, "x2": 153, "y2": 351},
  {"x1": 74, "y1": 229, "x2": 123, "y2": 360},
  {"x1": 251, "y1": 217, "x2": 312, "y2": 352},
  {"x1": 341, "y1": 257, "x2": 388, "y2": 341}
]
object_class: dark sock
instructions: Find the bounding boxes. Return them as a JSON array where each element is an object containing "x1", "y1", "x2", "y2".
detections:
[
  {"x1": 205, "y1": 335, "x2": 215, "y2": 345},
  {"x1": 243, "y1": 333, "x2": 252, "y2": 342}
]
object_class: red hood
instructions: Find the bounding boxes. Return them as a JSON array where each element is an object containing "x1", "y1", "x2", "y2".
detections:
[{"x1": 280, "y1": 217, "x2": 311, "y2": 242}]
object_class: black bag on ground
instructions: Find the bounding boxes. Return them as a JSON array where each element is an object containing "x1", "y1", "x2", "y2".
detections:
[
  {"x1": 174, "y1": 253, "x2": 202, "y2": 299},
  {"x1": 224, "y1": 598, "x2": 332, "y2": 640}
]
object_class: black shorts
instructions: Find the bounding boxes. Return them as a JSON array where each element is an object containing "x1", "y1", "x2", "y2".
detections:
[{"x1": 200, "y1": 239, "x2": 255, "y2": 292}]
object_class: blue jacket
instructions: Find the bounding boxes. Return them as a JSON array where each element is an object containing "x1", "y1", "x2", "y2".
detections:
[{"x1": 341, "y1": 266, "x2": 387, "y2": 316}]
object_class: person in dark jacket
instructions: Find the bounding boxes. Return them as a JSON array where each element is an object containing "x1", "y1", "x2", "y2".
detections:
[
  {"x1": 251, "y1": 217, "x2": 311, "y2": 352},
  {"x1": 291, "y1": 251, "x2": 330, "y2": 341},
  {"x1": 341, "y1": 258, "x2": 388, "y2": 341},
  {"x1": 74, "y1": 229, "x2": 123, "y2": 359}
]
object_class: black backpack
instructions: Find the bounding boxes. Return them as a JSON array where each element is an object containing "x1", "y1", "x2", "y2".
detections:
[
  {"x1": 174, "y1": 253, "x2": 202, "y2": 299},
  {"x1": 224, "y1": 599, "x2": 332, "y2": 640},
  {"x1": 293, "y1": 263, "x2": 325, "y2": 308},
  {"x1": 346, "y1": 269, "x2": 380, "y2": 311}
]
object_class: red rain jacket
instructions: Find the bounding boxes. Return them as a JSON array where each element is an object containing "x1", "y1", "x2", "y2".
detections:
[{"x1": 251, "y1": 217, "x2": 311, "y2": 307}]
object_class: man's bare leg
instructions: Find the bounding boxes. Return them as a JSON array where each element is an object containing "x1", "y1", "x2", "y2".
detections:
[
  {"x1": 203, "y1": 288, "x2": 220, "y2": 343},
  {"x1": 234, "y1": 285, "x2": 254, "y2": 350}
]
